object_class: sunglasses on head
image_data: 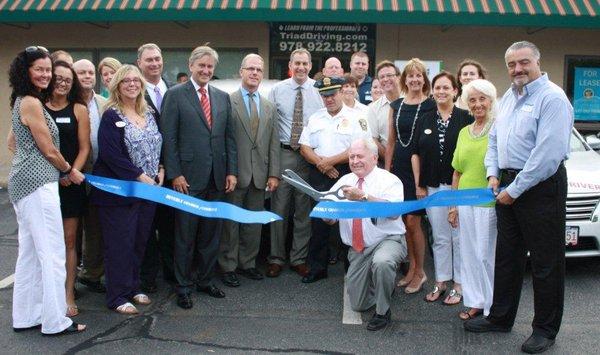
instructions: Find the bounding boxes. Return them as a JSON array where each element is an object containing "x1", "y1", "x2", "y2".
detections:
[{"x1": 25, "y1": 46, "x2": 49, "y2": 54}]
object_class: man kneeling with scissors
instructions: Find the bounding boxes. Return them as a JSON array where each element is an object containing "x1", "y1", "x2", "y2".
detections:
[{"x1": 325, "y1": 138, "x2": 407, "y2": 331}]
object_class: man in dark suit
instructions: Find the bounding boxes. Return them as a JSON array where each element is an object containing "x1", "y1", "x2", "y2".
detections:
[
  {"x1": 161, "y1": 46, "x2": 238, "y2": 309},
  {"x1": 137, "y1": 43, "x2": 176, "y2": 293},
  {"x1": 218, "y1": 54, "x2": 280, "y2": 287}
]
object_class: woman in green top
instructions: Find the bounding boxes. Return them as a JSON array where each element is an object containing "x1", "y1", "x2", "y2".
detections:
[{"x1": 449, "y1": 79, "x2": 498, "y2": 321}]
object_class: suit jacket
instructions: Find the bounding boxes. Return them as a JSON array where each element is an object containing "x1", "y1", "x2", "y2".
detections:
[
  {"x1": 144, "y1": 78, "x2": 172, "y2": 124},
  {"x1": 229, "y1": 89, "x2": 280, "y2": 189},
  {"x1": 160, "y1": 80, "x2": 237, "y2": 191}
]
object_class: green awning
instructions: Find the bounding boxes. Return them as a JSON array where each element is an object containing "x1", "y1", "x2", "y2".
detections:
[{"x1": 0, "y1": 0, "x2": 597, "y2": 28}]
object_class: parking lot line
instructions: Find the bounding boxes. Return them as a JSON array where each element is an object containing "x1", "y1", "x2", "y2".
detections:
[
  {"x1": 0, "y1": 273, "x2": 15, "y2": 289},
  {"x1": 342, "y1": 280, "x2": 362, "y2": 325}
]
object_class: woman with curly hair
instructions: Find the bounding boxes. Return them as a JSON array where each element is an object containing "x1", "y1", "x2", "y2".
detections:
[
  {"x1": 45, "y1": 60, "x2": 91, "y2": 317},
  {"x1": 8, "y1": 46, "x2": 86, "y2": 335}
]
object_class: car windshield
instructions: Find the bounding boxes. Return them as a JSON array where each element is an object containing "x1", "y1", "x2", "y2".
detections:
[{"x1": 571, "y1": 131, "x2": 589, "y2": 153}]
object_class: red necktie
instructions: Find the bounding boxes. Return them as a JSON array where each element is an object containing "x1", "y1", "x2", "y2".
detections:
[
  {"x1": 352, "y1": 178, "x2": 365, "y2": 253},
  {"x1": 199, "y1": 87, "x2": 212, "y2": 128}
]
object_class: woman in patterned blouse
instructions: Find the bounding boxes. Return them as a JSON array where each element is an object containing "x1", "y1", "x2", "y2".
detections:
[
  {"x1": 8, "y1": 47, "x2": 86, "y2": 335},
  {"x1": 91, "y1": 65, "x2": 163, "y2": 315}
]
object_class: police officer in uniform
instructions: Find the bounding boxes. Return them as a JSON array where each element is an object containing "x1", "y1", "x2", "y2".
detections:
[{"x1": 299, "y1": 77, "x2": 371, "y2": 283}]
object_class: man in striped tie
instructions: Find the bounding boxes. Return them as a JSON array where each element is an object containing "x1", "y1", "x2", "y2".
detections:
[
  {"x1": 161, "y1": 46, "x2": 238, "y2": 310},
  {"x1": 324, "y1": 138, "x2": 407, "y2": 331}
]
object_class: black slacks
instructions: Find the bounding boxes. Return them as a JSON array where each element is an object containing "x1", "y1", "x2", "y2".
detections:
[
  {"x1": 306, "y1": 164, "x2": 350, "y2": 275},
  {"x1": 488, "y1": 164, "x2": 567, "y2": 339},
  {"x1": 174, "y1": 176, "x2": 223, "y2": 295},
  {"x1": 140, "y1": 202, "x2": 176, "y2": 284}
]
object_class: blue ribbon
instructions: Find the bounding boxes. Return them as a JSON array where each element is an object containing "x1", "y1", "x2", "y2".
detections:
[
  {"x1": 85, "y1": 174, "x2": 282, "y2": 224},
  {"x1": 310, "y1": 188, "x2": 495, "y2": 219}
]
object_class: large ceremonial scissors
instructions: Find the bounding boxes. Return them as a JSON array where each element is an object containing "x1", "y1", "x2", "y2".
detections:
[{"x1": 281, "y1": 169, "x2": 348, "y2": 201}]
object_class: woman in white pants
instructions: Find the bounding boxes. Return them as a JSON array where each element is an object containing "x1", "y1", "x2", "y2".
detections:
[
  {"x1": 8, "y1": 47, "x2": 86, "y2": 335},
  {"x1": 449, "y1": 79, "x2": 498, "y2": 320},
  {"x1": 411, "y1": 72, "x2": 472, "y2": 305}
]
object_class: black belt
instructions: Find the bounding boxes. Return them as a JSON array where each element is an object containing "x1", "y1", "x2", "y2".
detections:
[
  {"x1": 500, "y1": 168, "x2": 521, "y2": 186},
  {"x1": 280, "y1": 143, "x2": 295, "y2": 151},
  {"x1": 500, "y1": 161, "x2": 564, "y2": 186}
]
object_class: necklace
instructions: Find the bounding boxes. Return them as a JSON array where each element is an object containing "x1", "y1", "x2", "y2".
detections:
[
  {"x1": 395, "y1": 99, "x2": 422, "y2": 148},
  {"x1": 469, "y1": 118, "x2": 493, "y2": 139}
]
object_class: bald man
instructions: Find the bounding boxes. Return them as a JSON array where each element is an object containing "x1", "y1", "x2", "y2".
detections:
[
  {"x1": 73, "y1": 59, "x2": 108, "y2": 294},
  {"x1": 322, "y1": 57, "x2": 344, "y2": 78}
]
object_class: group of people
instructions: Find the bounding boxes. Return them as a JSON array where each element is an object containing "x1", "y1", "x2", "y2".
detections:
[{"x1": 7, "y1": 40, "x2": 572, "y2": 354}]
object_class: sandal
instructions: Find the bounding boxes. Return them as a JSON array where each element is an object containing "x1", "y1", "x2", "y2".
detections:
[
  {"x1": 42, "y1": 322, "x2": 86, "y2": 336},
  {"x1": 424, "y1": 285, "x2": 447, "y2": 302},
  {"x1": 397, "y1": 277, "x2": 412, "y2": 288},
  {"x1": 459, "y1": 308, "x2": 483, "y2": 320},
  {"x1": 132, "y1": 293, "x2": 151, "y2": 305},
  {"x1": 115, "y1": 302, "x2": 139, "y2": 315},
  {"x1": 442, "y1": 289, "x2": 463, "y2": 306},
  {"x1": 66, "y1": 304, "x2": 79, "y2": 317}
]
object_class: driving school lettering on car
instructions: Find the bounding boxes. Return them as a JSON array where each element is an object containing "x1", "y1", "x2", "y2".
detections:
[{"x1": 569, "y1": 181, "x2": 600, "y2": 191}]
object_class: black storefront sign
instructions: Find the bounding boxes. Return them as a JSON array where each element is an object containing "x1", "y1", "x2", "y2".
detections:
[{"x1": 269, "y1": 22, "x2": 376, "y2": 79}]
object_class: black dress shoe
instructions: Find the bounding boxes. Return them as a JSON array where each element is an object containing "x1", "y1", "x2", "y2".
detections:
[
  {"x1": 521, "y1": 334, "x2": 555, "y2": 354},
  {"x1": 464, "y1": 317, "x2": 512, "y2": 333},
  {"x1": 301, "y1": 271, "x2": 327, "y2": 283},
  {"x1": 237, "y1": 268, "x2": 264, "y2": 280},
  {"x1": 177, "y1": 293, "x2": 193, "y2": 309},
  {"x1": 367, "y1": 309, "x2": 391, "y2": 331},
  {"x1": 221, "y1": 272, "x2": 241, "y2": 287},
  {"x1": 197, "y1": 284, "x2": 226, "y2": 298},
  {"x1": 78, "y1": 278, "x2": 106, "y2": 293}
]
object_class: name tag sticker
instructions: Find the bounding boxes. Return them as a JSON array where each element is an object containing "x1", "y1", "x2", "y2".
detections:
[
  {"x1": 56, "y1": 117, "x2": 71, "y2": 124},
  {"x1": 115, "y1": 121, "x2": 126, "y2": 128},
  {"x1": 521, "y1": 105, "x2": 534, "y2": 113}
]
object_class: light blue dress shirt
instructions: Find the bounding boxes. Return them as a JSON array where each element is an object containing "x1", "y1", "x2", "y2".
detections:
[
  {"x1": 485, "y1": 73, "x2": 574, "y2": 198},
  {"x1": 240, "y1": 87, "x2": 260, "y2": 116},
  {"x1": 268, "y1": 77, "x2": 324, "y2": 144}
]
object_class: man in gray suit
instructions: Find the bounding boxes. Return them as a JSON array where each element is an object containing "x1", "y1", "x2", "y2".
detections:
[
  {"x1": 218, "y1": 54, "x2": 280, "y2": 287},
  {"x1": 161, "y1": 46, "x2": 238, "y2": 309}
]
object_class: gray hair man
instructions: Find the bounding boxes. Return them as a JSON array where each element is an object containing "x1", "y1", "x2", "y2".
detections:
[
  {"x1": 464, "y1": 41, "x2": 573, "y2": 354},
  {"x1": 326, "y1": 138, "x2": 407, "y2": 331},
  {"x1": 72, "y1": 59, "x2": 107, "y2": 294},
  {"x1": 161, "y1": 45, "x2": 237, "y2": 309},
  {"x1": 217, "y1": 54, "x2": 281, "y2": 287}
]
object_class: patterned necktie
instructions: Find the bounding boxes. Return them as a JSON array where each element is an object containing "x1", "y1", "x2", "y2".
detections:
[
  {"x1": 153, "y1": 86, "x2": 162, "y2": 112},
  {"x1": 249, "y1": 92, "x2": 259, "y2": 139},
  {"x1": 199, "y1": 87, "x2": 212, "y2": 128},
  {"x1": 289, "y1": 87, "x2": 303, "y2": 150},
  {"x1": 352, "y1": 178, "x2": 365, "y2": 253}
]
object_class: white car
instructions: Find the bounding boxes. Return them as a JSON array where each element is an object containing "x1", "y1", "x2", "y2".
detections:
[{"x1": 565, "y1": 129, "x2": 600, "y2": 257}]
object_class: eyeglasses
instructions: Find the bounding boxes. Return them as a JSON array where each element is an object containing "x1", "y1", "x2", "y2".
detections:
[
  {"x1": 25, "y1": 46, "x2": 49, "y2": 54},
  {"x1": 242, "y1": 67, "x2": 264, "y2": 73},
  {"x1": 121, "y1": 78, "x2": 142, "y2": 85},
  {"x1": 378, "y1": 73, "x2": 398, "y2": 81},
  {"x1": 55, "y1": 76, "x2": 73, "y2": 85}
]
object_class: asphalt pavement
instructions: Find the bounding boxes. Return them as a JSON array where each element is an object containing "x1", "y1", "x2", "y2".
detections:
[{"x1": 0, "y1": 188, "x2": 599, "y2": 354}]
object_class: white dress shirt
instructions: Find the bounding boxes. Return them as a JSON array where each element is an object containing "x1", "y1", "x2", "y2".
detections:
[
  {"x1": 367, "y1": 96, "x2": 391, "y2": 146},
  {"x1": 329, "y1": 167, "x2": 406, "y2": 248}
]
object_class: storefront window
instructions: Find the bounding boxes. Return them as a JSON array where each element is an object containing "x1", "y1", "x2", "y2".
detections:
[{"x1": 565, "y1": 55, "x2": 600, "y2": 122}]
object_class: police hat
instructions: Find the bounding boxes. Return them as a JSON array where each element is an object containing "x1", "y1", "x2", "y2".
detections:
[{"x1": 314, "y1": 76, "x2": 345, "y2": 96}]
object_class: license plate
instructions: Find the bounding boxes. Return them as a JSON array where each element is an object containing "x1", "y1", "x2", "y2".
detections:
[{"x1": 566, "y1": 226, "x2": 579, "y2": 246}]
